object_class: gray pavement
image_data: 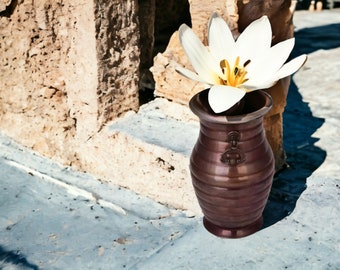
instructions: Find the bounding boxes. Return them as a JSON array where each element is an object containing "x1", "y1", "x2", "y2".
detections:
[{"x1": 1, "y1": 10, "x2": 340, "y2": 270}]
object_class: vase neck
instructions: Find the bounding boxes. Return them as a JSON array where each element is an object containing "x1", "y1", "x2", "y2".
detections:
[{"x1": 189, "y1": 89, "x2": 272, "y2": 125}]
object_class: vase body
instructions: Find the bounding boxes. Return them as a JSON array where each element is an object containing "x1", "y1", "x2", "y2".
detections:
[{"x1": 189, "y1": 89, "x2": 275, "y2": 238}]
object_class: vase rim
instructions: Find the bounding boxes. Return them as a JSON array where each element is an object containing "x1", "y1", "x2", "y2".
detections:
[{"x1": 189, "y1": 89, "x2": 273, "y2": 124}]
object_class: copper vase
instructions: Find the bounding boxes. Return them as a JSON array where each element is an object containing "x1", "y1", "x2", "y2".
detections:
[{"x1": 189, "y1": 89, "x2": 274, "y2": 238}]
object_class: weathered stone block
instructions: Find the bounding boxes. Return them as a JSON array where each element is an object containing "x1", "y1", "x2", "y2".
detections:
[
  {"x1": 94, "y1": 0, "x2": 140, "y2": 125},
  {"x1": 0, "y1": 0, "x2": 140, "y2": 164}
]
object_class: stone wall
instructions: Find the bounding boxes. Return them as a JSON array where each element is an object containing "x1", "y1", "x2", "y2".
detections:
[
  {"x1": 94, "y1": 0, "x2": 140, "y2": 125},
  {"x1": 0, "y1": 0, "x2": 140, "y2": 165},
  {"x1": 0, "y1": 0, "x2": 81, "y2": 163}
]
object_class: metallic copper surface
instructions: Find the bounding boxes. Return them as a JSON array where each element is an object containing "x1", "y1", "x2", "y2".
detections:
[{"x1": 189, "y1": 89, "x2": 275, "y2": 238}]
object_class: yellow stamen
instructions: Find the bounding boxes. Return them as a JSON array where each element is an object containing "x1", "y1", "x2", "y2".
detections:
[{"x1": 219, "y1": 57, "x2": 250, "y2": 87}]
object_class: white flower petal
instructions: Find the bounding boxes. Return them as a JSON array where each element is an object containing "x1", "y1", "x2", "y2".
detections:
[
  {"x1": 175, "y1": 66, "x2": 212, "y2": 84},
  {"x1": 179, "y1": 24, "x2": 220, "y2": 84},
  {"x1": 243, "y1": 80, "x2": 277, "y2": 92},
  {"x1": 236, "y1": 16, "x2": 272, "y2": 63},
  {"x1": 276, "y1": 54, "x2": 307, "y2": 79},
  {"x1": 261, "y1": 38, "x2": 295, "y2": 74},
  {"x1": 208, "y1": 13, "x2": 236, "y2": 62},
  {"x1": 245, "y1": 38, "x2": 296, "y2": 86},
  {"x1": 244, "y1": 54, "x2": 307, "y2": 90},
  {"x1": 208, "y1": 85, "x2": 246, "y2": 113}
]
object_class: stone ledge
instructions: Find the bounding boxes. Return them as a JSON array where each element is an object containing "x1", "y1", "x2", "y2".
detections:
[
  {"x1": 106, "y1": 98, "x2": 201, "y2": 215},
  {"x1": 109, "y1": 98, "x2": 199, "y2": 156}
]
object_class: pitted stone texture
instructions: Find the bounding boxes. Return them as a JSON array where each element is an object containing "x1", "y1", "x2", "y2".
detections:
[
  {"x1": 0, "y1": 0, "x2": 80, "y2": 163},
  {"x1": 0, "y1": 0, "x2": 140, "y2": 165},
  {"x1": 94, "y1": 0, "x2": 139, "y2": 125}
]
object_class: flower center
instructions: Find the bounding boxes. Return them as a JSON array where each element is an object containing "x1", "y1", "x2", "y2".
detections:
[{"x1": 219, "y1": 56, "x2": 250, "y2": 87}]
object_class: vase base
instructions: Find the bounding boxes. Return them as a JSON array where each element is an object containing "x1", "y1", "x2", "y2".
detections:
[{"x1": 203, "y1": 216, "x2": 263, "y2": 238}]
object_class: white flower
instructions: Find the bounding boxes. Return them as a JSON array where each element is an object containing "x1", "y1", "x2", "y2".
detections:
[{"x1": 176, "y1": 13, "x2": 307, "y2": 113}]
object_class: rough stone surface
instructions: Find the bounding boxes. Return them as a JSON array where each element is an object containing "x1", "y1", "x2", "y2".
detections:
[
  {"x1": 94, "y1": 0, "x2": 139, "y2": 125},
  {"x1": 0, "y1": 0, "x2": 139, "y2": 168},
  {"x1": 0, "y1": 0, "x2": 82, "y2": 163}
]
